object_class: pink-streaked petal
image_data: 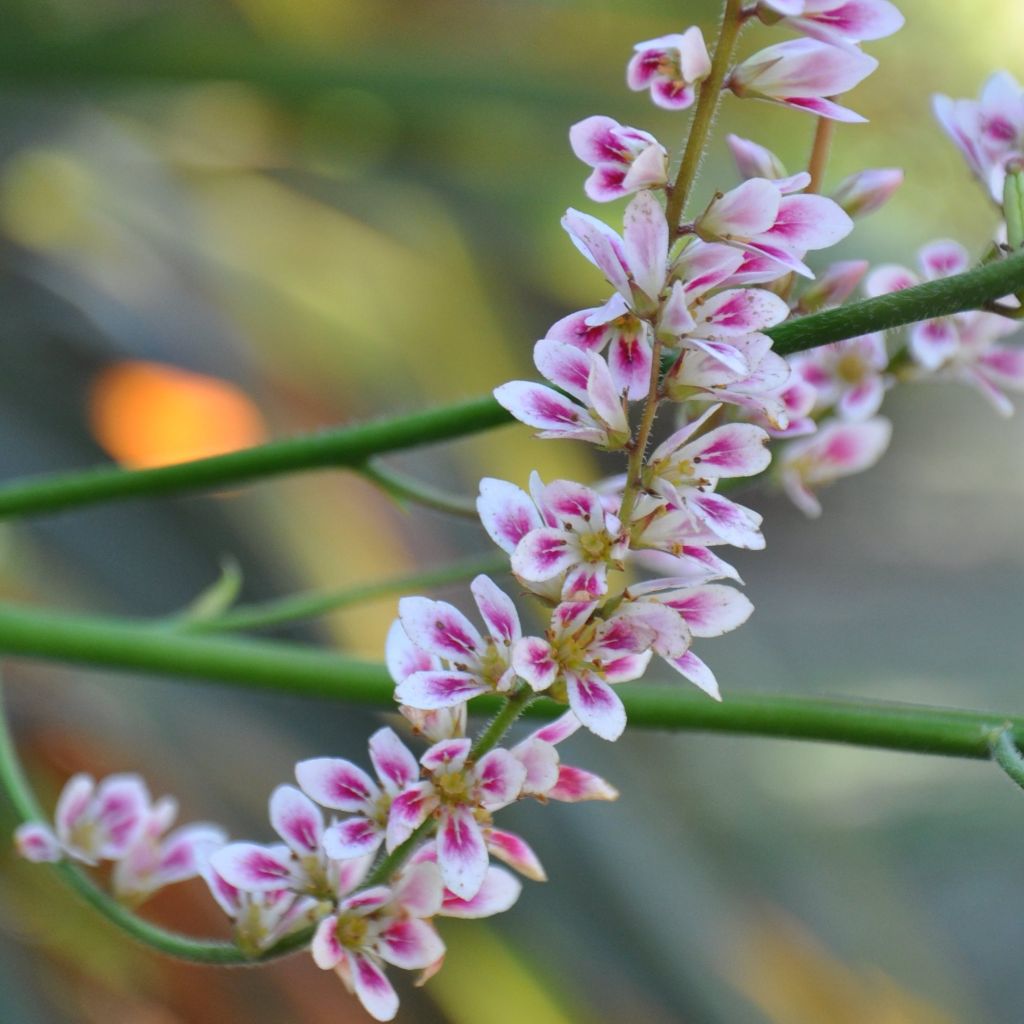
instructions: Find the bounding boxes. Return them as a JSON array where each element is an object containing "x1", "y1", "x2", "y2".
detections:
[
  {"x1": 566, "y1": 673, "x2": 627, "y2": 742},
  {"x1": 295, "y1": 757, "x2": 378, "y2": 813},
  {"x1": 91, "y1": 775, "x2": 150, "y2": 859},
  {"x1": 865, "y1": 263, "x2": 919, "y2": 297},
  {"x1": 14, "y1": 822, "x2": 62, "y2": 862},
  {"x1": 209, "y1": 842, "x2": 297, "y2": 892},
  {"x1": 398, "y1": 596, "x2": 483, "y2": 663},
  {"x1": 830, "y1": 167, "x2": 903, "y2": 218},
  {"x1": 477, "y1": 478, "x2": 542, "y2": 554},
  {"x1": 323, "y1": 817, "x2": 384, "y2": 860},
  {"x1": 652, "y1": 78, "x2": 697, "y2": 111},
  {"x1": 661, "y1": 584, "x2": 755, "y2": 637},
  {"x1": 695, "y1": 288, "x2": 790, "y2": 336},
  {"x1": 678, "y1": 422, "x2": 772, "y2": 477},
  {"x1": 534, "y1": 337, "x2": 592, "y2": 403},
  {"x1": 919, "y1": 239, "x2": 970, "y2": 280},
  {"x1": 531, "y1": 710, "x2": 582, "y2": 747},
  {"x1": 335, "y1": 852, "x2": 375, "y2": 899},
  {"x1": 668, "y1": 650, "x2": 721, "y2": 699},
  {"x1": 486, "y1": 829, "x2": 547, "y2": 882},
  {"x1": 386, "y1": 782, "x2": 440, "y2": 852},
  {"x1": 511, "y1": 527, "x2": 577, "y2": 582},
  {"x1": 674, "y1": 241, "x2": 747, "y2": 299},
  {"x1": 549, "y1": 764, "x2": 620, "y2": 803},
  {"x1": 545, "y1": 307, "x2": 614, "y2": 351},
  {"x1": 612, "y1": 602, "x2": 690, "y2": 660},
  {"x1": 512, "y1": 636, "x2": 559, "y2": 691},
  {"x1": 731, "y1": 38, "x2": 877, "y2": 102},
  {"x1": 422, "y1": 738, "x2": 473, "y2": 773},
  {"x1": 54, "y1": 773, "x2": 95, "y2": 842},
  {"x1": 561, "y1": 208, "x2": 631, "y2": 298},
  {"x1": 440, "y1": 865, "x2": 522, "y2": 919},
  {"x1": 512, "y1": 738, "x2": 560, "y2": 795},
  {"x1": 392, "y1": 860, "x2": 443, "y2": 918},
  {"x1": 200, "y1": 864, "x2": 241, "y2": 918},
  {"x1": 350, "y1": 952, "x2": 400, "y2": 1022},
  {"x1": 799, "y1": 259, "x2": 869, "y2": 310},
  {"x1": 311, "y1": 914, "x2": 344, "y2": 970},
  {"x1": 621, "y1": 142, "x2": 669, "y2": 192},
  {"x1": 378, "y1": 917, "x2": 446, "y2": 971},
  {"x1": 687, "y1": 492, "x2": 765, "y2": 549},
  {"x1": 260, "y1": 792, "x2": 319, "y2": 870},
  {"x1": 794, "y1": 0, "x2": 905, "y2": 47},
  {"x1": 726, "y1": 133, "x2": 787, "y2": 180},
  {"x1": 980, "y1": 345, "x2": 1024, "y2": 388},
  {"x1": 767, "y1": 194, "x2": 854, "y2": 252},
  {"x1": 623, "y1": 190, "x2": 668, "y2": 302},
  {"x1": 909, "y1": 318, "x2": 959, "y2": 370},
  {"x1": 470, "y1": 574, "x2": 521, "y2": 648},
  {"x1": 384, "y1": 619, "x2": 438, "y2": 686},
  {"x1": 699, "y1": 178, "x2": 779, "y2": 239},
  {"x1": 604, "y1": 325, "x2": 653, "y2": 403},
  {"x1": 437, "y1": 806, "x2": 489, "y2": 900},
  {"x1": 473, "y1": 750, "x2": 527, "y2": 811},
  {"x1": 568, "y1": 114, "x2": 629, "y2": 167},
  {"x1": 837, "y1": 376, "x2": 886, "y2": 420},
  {"x1": 368, "y1": 727, "x2": 420, "y2": 796},
  {"x1": 780, "y1": 96, "x2": 868, "y2": 124},
  {"x1": 601, "y1": 651, "x2": 653, "y2": 685},
  {"x1": 397, "y1": 670, "x2": 490, "y2": 709},
  {"x1": 587, "y1": 352, "x2": 630, "y2": 433},
  {"x1": 629, "y1": 545, "x2": 743, "y2": 585}
]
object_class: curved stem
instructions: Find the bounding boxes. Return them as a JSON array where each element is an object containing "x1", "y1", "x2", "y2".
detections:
[
  {"x1": 0, "y1": 601, "x2": 1022, "y2": 757},
  {"x1": 364, "y1": 817, "x2": 436, "y2": 889},
  {"x1": 991, "y1": 726, "x2": 1024, "y2": 790},
  {"x1": 187, "y1": 553, "x2": 508, "y2": 635},
  {"x1": 358, "y1": 459, "x2": 478, "y2": 519},
  {"x1": 0, "y1": 685, "x2": 312, "y2": 965},
  {"x1": 664, "y1": 0, "x2": 745, "y2": 232},
  {"x1": 0, "y1": 254, "x2": 1021, "y2": 523}
]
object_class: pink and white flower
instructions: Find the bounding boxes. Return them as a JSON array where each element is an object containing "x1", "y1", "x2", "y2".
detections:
[
  {"x1": 386, "y1": 739, "x2": 528, "y2": 899},
  {"x1": 779, "y1": 416, "x2": 892, "y2": 516},
  {"x1": 934, "y1": 71, "x2": 1024, "y2": 200},
  {"x1": 627, "y1": 28, "x2": 712, "y2": 110},
  {"x1": 296, "y1": 727, "x2": 420, "y2": 861},
  {"x1": 796, "y1": 259, "x2": 869, "y2": 312},
  {"x1": 311, "y1": 859, "x2": 445, "y2": 1022},
  {"x1": 210, "y1": 784, "x2": 335, "y2": 899},
  {"x1": 391, "y1": 576, "x2": 523, "y2": 710},
  {"x1": 202, "y1": 862, "x2": 323, "y2": 957},
  {"x1": 830, "y1": 168, "x2": 903, "y2": 218},
  {"x1": 569, "y1": 115, "x2": 668, "y2": 202},
  {"x1": 790, "y1": 332, "x2": 890, "y2": 419},
  {"x1": 112, "y1": 796, "x2": 226, "y2": 905},
  {"x1": 562, "y1": 190, "x2": 668, "y2": 316},
  {"x1": 495, "y1": 342, "x2": 630, "y2": 447},
  {"x1": 727, "y1": 38, "x2": 878, "y2": 123},
  {"x1": 15, "y1": 772, "x2": 150, "y2": 866},
  {"x1": 758, "y1": 0, "x2": 904, "y2": 52},
  {"x1": 512, "y1": 711, "x2": 619, "y2": 803},
  {"x1": 695, "y1": 177, "x2": 854, "y2": 278}
]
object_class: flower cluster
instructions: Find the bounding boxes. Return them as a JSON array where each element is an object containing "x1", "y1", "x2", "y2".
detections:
[
  {"x1": 14, "y1": 772, "x2": 224, "y2": 905},
  {"x1": 14, "y1": 6, "x2": 1024, "y2": 1022}
]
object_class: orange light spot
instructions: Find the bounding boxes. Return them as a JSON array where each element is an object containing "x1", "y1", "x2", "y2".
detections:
[{"x1": 89, "y1": 361, "x2": 267, "y2": 469}]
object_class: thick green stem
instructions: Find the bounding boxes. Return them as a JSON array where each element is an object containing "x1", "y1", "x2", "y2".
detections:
[
  {"x1": 0, "y1": 255, "x2": 1022, "y2": 522},
  {"x1": 664, "y1": 0, "x2": 746, "y2": 231},
  {"x1": 0, "y1": 686, "x2": 312, "y2": 964},
  {"x1": 187, "y1": 553, "x2": 508, "y2": 634},
  {"x1": 0, "y1": 601, "x2": 1022, "y2": 757}
]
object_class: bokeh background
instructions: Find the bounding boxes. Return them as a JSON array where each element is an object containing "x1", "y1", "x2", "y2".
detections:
[{"x1": 0, "y1": 1, "x2": 1022, "y2": 1021}]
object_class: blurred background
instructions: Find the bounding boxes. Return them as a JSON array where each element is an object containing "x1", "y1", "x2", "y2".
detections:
[{"x1": 0, "y1": 0, "x2": 1022, "y2": 1021}]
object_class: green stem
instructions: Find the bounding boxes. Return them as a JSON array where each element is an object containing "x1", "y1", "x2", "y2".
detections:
[
  {"x1": 664, "y1": 0, "x2": 746, "y2": 231},
  {"x1": 358, "y1": 460, "x2": 479, "y2": 519},
  {"x1": 470, "y1": 686, "x2": 537, "y2": 760},
  {"x1": 991, "y1": 726, "x2": 1024, "y2": 790},
  {"x1": 0, "y1": 255, "x2": 1022, "y2": 523},
  {"x1": 0, "y1": 601, "x2": 1022, "y2": 757},
  {"x1": 364, "y1": 818, "x2": 436, "y2": 889},
  {"x1": 187, "y1": 553, "x2": 508, "y2": 634},
  {"x1": 0, "y1": 396, "x2": 510, "y2": 520},
  {"x1": 0, "y1": 685, "x2": 312, "y2": 964}
]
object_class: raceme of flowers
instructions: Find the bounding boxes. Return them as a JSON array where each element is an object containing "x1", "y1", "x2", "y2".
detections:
[{"x1": 13, "y1": 5, "x2": 1024, "y2": 1021}]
